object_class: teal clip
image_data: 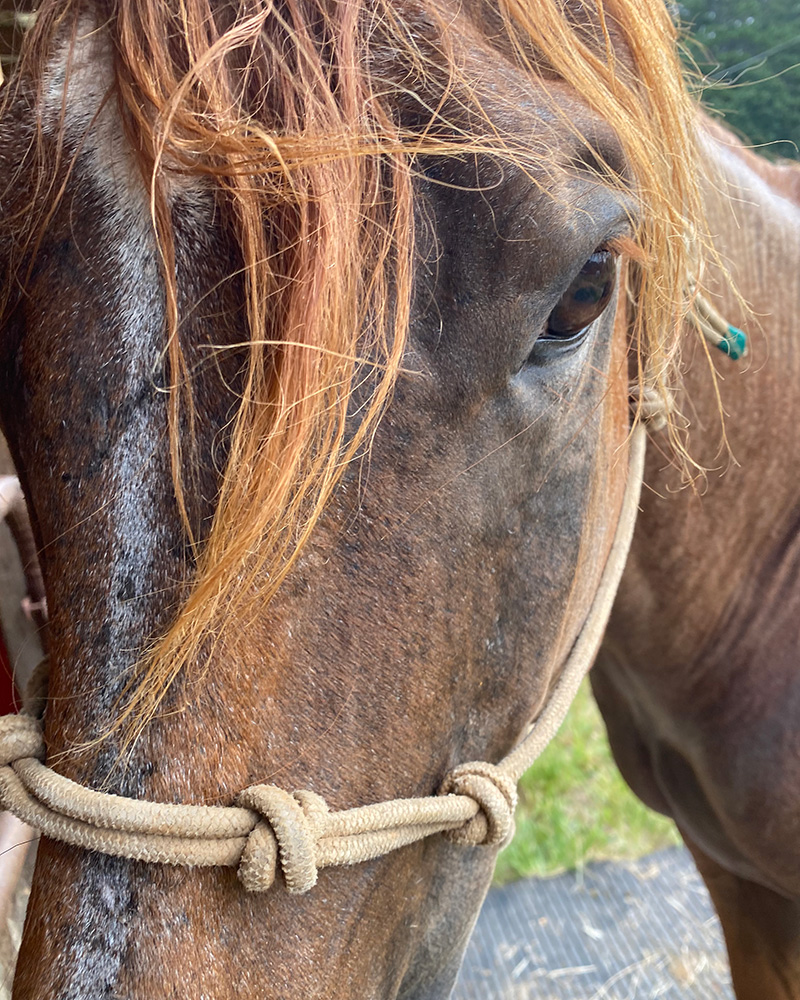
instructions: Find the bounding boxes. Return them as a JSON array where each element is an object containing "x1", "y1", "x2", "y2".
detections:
[{"x1": 716, "y1": 325, "x2": 747, "y2": 361}]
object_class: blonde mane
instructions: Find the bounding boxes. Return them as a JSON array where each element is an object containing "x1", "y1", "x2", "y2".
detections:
[{"x1": 6, "y1": 0, "x2": 705, "y2": 739}]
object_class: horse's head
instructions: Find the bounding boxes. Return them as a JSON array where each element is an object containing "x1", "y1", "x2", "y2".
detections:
[{"x1": 0, "y1": 0, "x2": 700, "y2": 995}]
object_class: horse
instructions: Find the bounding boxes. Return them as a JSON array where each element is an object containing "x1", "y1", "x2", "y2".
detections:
[
  {"x1": 0, "y1": 0, "x2": 712, "y2": 996},
  {"x1": 596, "y1": 122, "x2": 800, "y2": 999}
]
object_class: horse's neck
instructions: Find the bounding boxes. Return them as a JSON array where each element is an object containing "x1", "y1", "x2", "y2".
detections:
[
  {"x1": 700, "y1": 113, "x2": 800, "y2": 209},
  {"x1": 623, "y1": 117, "x2": 800, "y2": 698},
  {"x1": 692, "y1": 117, "x2": 800, "y2": 428}
]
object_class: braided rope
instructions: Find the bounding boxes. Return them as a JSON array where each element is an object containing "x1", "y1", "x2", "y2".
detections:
[
  {"x1": 686, "y1": 282, "x2": 748, "y2": 360},
  {"x1": 0, "y1": 423, "x2": 646, "y2": 894}
]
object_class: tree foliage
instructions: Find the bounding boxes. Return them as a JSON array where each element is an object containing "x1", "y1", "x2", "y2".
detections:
[{"x1": 677, "y1": 0, "x2": 800, "y2": 159}]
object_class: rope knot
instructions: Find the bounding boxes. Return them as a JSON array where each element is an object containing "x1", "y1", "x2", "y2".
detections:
[
  {"x1": 629, "y1": 384, "x2": 673, "y2": 432},
  {"x1": 439, "y1": 762, "x2": 517, "y2": 847},
  {"x1": 0, "y1": 714, "x2": 45, "y2": 767},
  {"x1": 235, "y1": 785, "x2": 329, "y2": 894}
]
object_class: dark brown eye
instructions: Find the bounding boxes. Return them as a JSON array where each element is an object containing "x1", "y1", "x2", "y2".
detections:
[{"x1": 544, "y1": 250, "x2": 617, "y2": 340}]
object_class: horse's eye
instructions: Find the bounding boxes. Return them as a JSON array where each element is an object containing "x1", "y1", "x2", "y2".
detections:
[{"x1": 544, "y1": 250, "x2": 617, "y2": 340}]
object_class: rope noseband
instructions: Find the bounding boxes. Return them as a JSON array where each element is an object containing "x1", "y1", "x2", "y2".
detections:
[{"x1": 0, "y1": 422, "x2": 647, "y2": 893}]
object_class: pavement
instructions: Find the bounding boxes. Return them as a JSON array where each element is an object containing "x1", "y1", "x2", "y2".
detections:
[{"x1": 453, "y1": 846, "x2": 733, "y2": 999}]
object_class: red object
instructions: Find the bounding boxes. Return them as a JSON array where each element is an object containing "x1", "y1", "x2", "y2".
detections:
[{"x1": 0, "y1": 623, "x2": 19, "y2": 715}]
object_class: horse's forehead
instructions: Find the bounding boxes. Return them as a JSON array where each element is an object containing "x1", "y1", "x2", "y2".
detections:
[
  {"x1": 427, "y1": 0, "x2": 632, "y2": 158},
  {"x1": 34, "y1": 9, "x2": 628, "y2": 197},
  {"x1": 37, "y1": 22, "x2": 202, "y2": 208}
]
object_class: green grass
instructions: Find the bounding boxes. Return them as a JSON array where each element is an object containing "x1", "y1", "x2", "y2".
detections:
[{"x1": 493, "y1": 678, "x2": 681, "y2": 885}]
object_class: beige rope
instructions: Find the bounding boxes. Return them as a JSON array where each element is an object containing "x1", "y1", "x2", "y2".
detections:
[
  {"x1": 0, "y1": 422, "x2": 646, "y2": 894},
  {"x1": 629, "y1": 384, "x2": 672, "y2": 432}
]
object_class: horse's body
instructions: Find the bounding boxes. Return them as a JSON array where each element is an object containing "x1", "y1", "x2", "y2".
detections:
[{"x1": 597, "y1": 123, "x2": 800, "y2": 1000}]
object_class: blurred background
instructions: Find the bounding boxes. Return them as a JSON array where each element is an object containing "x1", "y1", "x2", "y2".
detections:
[{"x1": 677, "y1": 0, "x2": 800, "y2": 160}]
